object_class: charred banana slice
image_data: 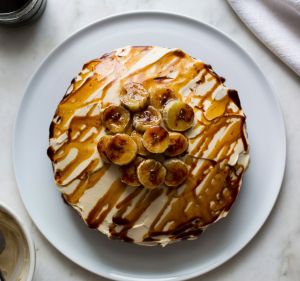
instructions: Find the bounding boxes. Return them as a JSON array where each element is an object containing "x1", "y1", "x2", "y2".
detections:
[
  {"x1": 163, "y1": 100, "x2": 194, "y2": 131},
  {"x1": 120, "y1": 82, "x2": 149, "y2": 112},
  {"x1": 133, "y1": 106, "x2": 161, "y2": 132},
  {"x1": 164, "y1": 159, "x2": 189, "y2": 187},
  {"x1": 106, "y1": 134, "x2": 137, "y2": 165},
  {"x1": 101, "y1": 104, "x2": 130, "y2": 133},
  {"x1": 143, "y1": 126, "x2": 169, "y2": 154},
  {"x1": 131, "y1": 130, "x2": 149, "y2": 156},
  {"x1": 165, "y1": 132, "x2": 189, "y2": 157},
  {"x1": 120, "y1": 156, "x2": 144, "y2": 186},
  {"x1": 137, "y1": 159, "x2": 166, "y2": 189},
  {"x1": 97, "y1": 135, "x2": 113, "y2": 163},
  {"x1": 149, "y1": 88, "x2": 176, "y2": 109}
]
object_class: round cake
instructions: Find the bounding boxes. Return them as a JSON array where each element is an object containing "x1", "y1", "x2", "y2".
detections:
[{"x1": 47, "y1": 46, "x2": 250, "y2": 246}]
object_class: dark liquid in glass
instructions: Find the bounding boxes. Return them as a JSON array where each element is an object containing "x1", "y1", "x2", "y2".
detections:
[{"x1": 0, "y1": 0, "x2": 29, "y2": 13}]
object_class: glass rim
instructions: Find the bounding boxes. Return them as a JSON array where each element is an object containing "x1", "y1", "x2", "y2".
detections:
[{"x1": 0, "y1": 0, "x2": 42, "y2": 23}]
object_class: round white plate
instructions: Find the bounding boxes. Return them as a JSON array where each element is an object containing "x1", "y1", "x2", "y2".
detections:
[{"x1": 13, "y1": 11, "x2": 286, "y2": 281}]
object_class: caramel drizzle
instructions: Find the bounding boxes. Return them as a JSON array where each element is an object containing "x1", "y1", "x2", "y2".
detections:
[
  {"x1": 110, "y1": 188, "x2": 164, "y2": 239},
  {"x1": 48, "y1": 46, "x2": 249, "y2": 243},
  {"x1": 189, "y1": 116, "x2": 246, "y2": 160},
  {"x1": 86, "y1": 179, "x2": 126, "y2": 228},
  {"x1": 66, "y1": 164, "x2": 110, "y2": 204}
]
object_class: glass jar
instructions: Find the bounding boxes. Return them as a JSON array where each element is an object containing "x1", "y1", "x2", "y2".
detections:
[{"x1": 0, "y1": 0, "x2": 46, "y2": 26}]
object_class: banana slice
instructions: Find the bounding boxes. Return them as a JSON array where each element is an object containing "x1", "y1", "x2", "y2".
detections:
[
  {"x1": 106, "y1": 134, "x2": 137, "y2": 165},
  {"x1": 101, "y1": 104, "x2": 130, "y2": 133},
  {"x1": 150, "y1": 88, "x2": 176, "y2": 109},
  {"x1": 163, "y1": 100, "x2": 194, "y2": 131},
  {"x1": 97, "y1": 135, "x2": 113, "y2": 163},
  {"x1": 143, "y1": 126, "x2": 169, "y2": 154},
  {"x1": 165, "y1": 132, "x2": 189, "y2": 157},
  {"x1": 120, "y1": 156, "x2": 144, "y2": 186},
  {"x1": 164, "y1": 159, "x2": 189, "y2": 187},
  {"x1": 131, "y1": 130, "x2": 149, "y2": 156},
  {"x1": 133, "y1": 106, "x2": 162, "y2": 132},
  {"x1": 137, "y1": 159, "x2": 166, "y2": 189},
  {"x1": 120, "y1": 82, "x2": 149, "y2": 112}
]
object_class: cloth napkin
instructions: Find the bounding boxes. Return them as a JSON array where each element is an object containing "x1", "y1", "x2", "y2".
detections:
[{"x1": 228, "y1": 0, "x2": 300, "y2": 76}]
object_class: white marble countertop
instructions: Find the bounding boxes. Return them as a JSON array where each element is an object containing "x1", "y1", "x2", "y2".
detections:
[{"x1": 0, "y1": 0, "x2": 299, "y2": 280}]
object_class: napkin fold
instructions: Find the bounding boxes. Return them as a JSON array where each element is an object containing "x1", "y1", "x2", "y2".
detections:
[{"x1": 228, "y1": 0, "x2": 300, "y2": 76}]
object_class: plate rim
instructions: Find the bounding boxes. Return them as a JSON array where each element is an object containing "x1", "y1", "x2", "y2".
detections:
[{"x1": 12, "y1": 10, "x2": 287, "y2": 281}]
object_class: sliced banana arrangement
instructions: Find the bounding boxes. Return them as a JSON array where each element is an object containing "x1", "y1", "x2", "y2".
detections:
[
  {"x1": 97, "y1": 85, "x2": 193, "y2": 189},
  {"x1": 143, "y1": 126, "x2": 170, "y2": 154},
  {"x1": 120, "y1": 82, "x2": 149, "y2": 112},
  {"x1": 131, "y1": 130, "x2": 149, "y2": 156},
  {"x1": 165, "y1": 132, "x2": 189, "y2": 157},
  {"x1": 164, "y1": 159, "x2": 189, "y2": 187},
  {"x1": 163, "y1": 100, "x2": 195, "y2": 131},
  {"x1": 133, "y1": 106, "x2": 161, "y2": 131},
  {"x1": 105, "y1": 133, "x2": 137, "y2": 165},
  {"x1": 150, "y1": 88, "x2": 176, "y2": 109},
  {"x1": 137, "y1": 159, "x2": 166, "y2": 189},
  {"x1": 97, "y1": 135, "x2": 112, "y2": 163},
  {"x1": 101, "y1": 104, "x2": 130, "y2": 133},
  {"x1": 120, "y1": 156, "x2": 144, "y2": 186}
]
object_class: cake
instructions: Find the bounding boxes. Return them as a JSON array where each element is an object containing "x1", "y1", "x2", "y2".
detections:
[{"x1": 47, "y1": 46, "x2": 250, "y2": 246}]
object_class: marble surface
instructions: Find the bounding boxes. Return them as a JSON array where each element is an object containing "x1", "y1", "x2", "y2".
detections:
[{"x1": 0, "y1": 0, "x2": 299, "y2": 280}]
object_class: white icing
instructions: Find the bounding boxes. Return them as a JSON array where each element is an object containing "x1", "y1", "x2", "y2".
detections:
[
  {"x1": 49, "y1": 46, "x2": 250, "y2": 246},
  {"x1": 49, "y1": 132, "x2": 68, "y2": 151},
  {"x1": 180, "y1": 69, "x2": 206, "y2": 98},
  {"x1": 127, "y1": 189, "x2": 168, "y2": 242},
  {"x1": 79, "y1": 127, "x2": 98, "y2": 142},
  {"x1": 228, "y1": 102, "x2": 239, "y2": 113},
  {"x1": 195, "y1": 74, "x2": 215, "y2": 96},
  {"x1": 212, "y1": 86, "x2": 227, "y2": 101},
  {"x1": 228, "y1": 139, "x2": 244, "y2": 166},
  {"x1": 60, "y1": 179, "x2": 80, "y2": 195},
  {"x1": 60, "y1": 149, "x2": 100, "y2": 185},
  {"x1": 55, "y1": 148, "x2": 78, "y2": 170}
]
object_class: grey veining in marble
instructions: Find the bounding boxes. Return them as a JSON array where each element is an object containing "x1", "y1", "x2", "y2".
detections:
[{"x1": 0, "y1": 0, "x2": 299, "y2": 280}]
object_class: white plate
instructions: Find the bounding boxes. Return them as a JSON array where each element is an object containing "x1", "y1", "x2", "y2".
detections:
[{"x1": 13, "y1": 11, "x2": 286, "y2": 281}]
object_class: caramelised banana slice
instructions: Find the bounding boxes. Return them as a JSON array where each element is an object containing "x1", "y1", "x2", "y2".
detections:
[
  {"x1": 133, "y1": 106, "x2": 161, "y2": 132},
  {"x1": 106, "y1": 134, "x2": 137, "y2": 165},
  {"x1": 120, "y1": 156, "x2": 144, "y2": 186},
  {"x1": 143, "y1": 126, "x2": 169, "y2": 154},
  {"x1": 131, "y1": 130, "x2": 149, "y2": 156},
  {"x1": 137, "y1": 159, "x2": 166, "y2": 189},
  {"x1": 97, "y1": 135, "x2": 113, "y2": 163},
  {"x1": 149, "y1": 88, "x2": 176, "y2": 109},
  {"x1": 101, "y1": 104, "x2": 130, "y2": 133},
  {"x1": 120, "y1": 82, "x2": 149, "y2": 112},
  {"x1": 165, "y1": 132, "x2": 189, "y2": 157},
  {"x1": 163, "y1": 100, "x2": 194, "y2": 131},
  {"x1": 164, "y1": 159, "x2": 189, "y2": 187}
]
